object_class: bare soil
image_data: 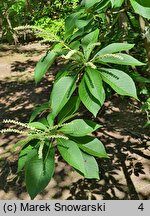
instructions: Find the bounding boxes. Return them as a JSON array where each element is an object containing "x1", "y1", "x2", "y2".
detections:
[{"x1": 0, "y1": 43, "x2": 150, "y2": 200}]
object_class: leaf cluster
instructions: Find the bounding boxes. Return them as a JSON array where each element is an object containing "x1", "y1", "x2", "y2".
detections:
[{"x1": 1, "y1": 0, "x2": 149, "y2": 199}]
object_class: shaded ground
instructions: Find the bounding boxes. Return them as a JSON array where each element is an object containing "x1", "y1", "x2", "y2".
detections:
[{"x1": 0, "y1": 43, "x2": 150, "y2": 200}]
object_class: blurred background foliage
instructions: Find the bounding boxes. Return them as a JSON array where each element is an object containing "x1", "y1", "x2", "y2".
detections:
[{"x1": 0, "y1": 0, "x2": 80, "y2": 43}]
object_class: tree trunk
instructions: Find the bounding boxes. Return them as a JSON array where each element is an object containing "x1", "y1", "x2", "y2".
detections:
[
  {"x1": 5, "y1": 11, "x2": 18, "y2": 44},
  {"x1": 119, "y1": 12, "x2": 128, "y2": 41},
  {"x1": 139, "y1": 16, "x2": 150, "y2": 77}
]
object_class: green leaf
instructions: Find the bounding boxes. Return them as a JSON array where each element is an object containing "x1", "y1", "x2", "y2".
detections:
[
  {"x1": 59, "y1": 119, "x2": 101, "y2": 137},
  {"x1": 70, "y1": 28, "x2": 87, "y2": 42},
  {"x1": 82, "y1": 0, "x2": 102, "y2": 9},
  {"x1": 100, "y1": 68, "x2": 138, "y2": 99},
  {"x1": 25, "y1": 148, "x2": 55, "y2": 199},
  {"x1": 94, "y1": 43, "x2": 134, "y2": 57},
  {"x1": 79, "y1": 76, "x2": 101, "y2": 116},
  {"x1": 81, "y1": 29, "x2": 99, "y2": 60},
  {"x1": 81, "y1": 152, "x2": 99, "y2": 179},
  {"x1": 50, "y1": 76, "x2": 76, "y2": 118},
  {"x1": 58, "y1": 96, "x2": 80, "y2": 123},
  {"x1": 18, "y1": 146, "x2": 37, "y2": 173},
  {"x1": 28, "y1": 122, "x2": 47, "y2": 130},
  {"x1": 11, "y1": 136, "x2": 36, "y2": 152},
  {"x1": 34, "y1": 51, "x2": 56, "y2": 83},
  {"x1": 85, "y1": 67, "x2": 105, "y2": 107},
  {"x1": 57, "y1": 139, "x2": 86, "y2": 175},
  {"x1": 29, "y1": 102, "x2": 50, "y2": 123},
  {"x1": 137, "y1": 0, "x2": 150, "y2": 7},
  {"x1": 69, "y1": 41, "x2": 80, "y2": 50},
  {"x1": 54, "y1": 64, "x2": 71, "y2": 83},
  {"x1": 47, "y1": 113, "x2": 54, "y2": 126},
  {"x1": 110, "y1": 0, "x2": 124, "y2": 8},
  {"x1": 65, "y1": 11, "x2": 84, "y2": 39},
  {"x1": 72, "y1": 136, "x2": 108, "y2": 158},
  {"x1": 95, "y1": 53, "x2": 145, "y2": 66},
  {"x1": 131, "y1": 71, "x2": 150, "y2": 83},
  {"x1": 96, "y1": 0, "x2": 110, "y2": 12},
  {"x1": 144, "y1": 120, "x2": 150, "y2": 128},
  {"x1": 70, "y1": 20, "x2": 92, "y2": 42},
  {"x1": 64, "y1": 49, "x2": 84, "y2": 62},
  {"x1": 130, "y1": 0, "x2": 150, "y2": 19},
  {"x1": 75, "y1": 18, "x2": 92, "y2": 29},
  {"x1": 52, "y1": 43, "x2": 64, "y2": 53},
  {"x1": 38, "y1": 117, "x2": 49, "y2": 127}
]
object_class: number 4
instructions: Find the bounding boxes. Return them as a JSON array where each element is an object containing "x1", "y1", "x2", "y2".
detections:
[{"x1": 138, "y1": 203, "x2": 144, "y2": 211}]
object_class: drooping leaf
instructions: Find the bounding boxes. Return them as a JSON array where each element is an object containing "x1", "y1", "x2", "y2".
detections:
[
  {"x1": 72, "y1": 136, "x2": 108, "y2": 158},
  {"x1": 50, "y1": 76, "x2": 76, "y2": 118},
  {"x1": 94, "y1": 43, "x2": 134, "y2": 57},
  {"x1": 130, "y1": 0, "x2": 150, "y2": 19},
  {"x1": 95, "y1": 53, "x2": 145, "y2": 66},
  {"x1": 81, "y1": 151, "x2": 99, "y2": 179},
  {"x1": 29, "y1": 102, "x2": 51, "y2": 123},
  {"x1": 59, "y1": 119, "x2": 101, "y2": 137},
  {"x1": 85, "y1": 67, "x2": 105, "y2": 107},
  {"x1": 58, "y1": 96, "x2": 81, "y2": 123},
  {"x1": 100, "y1": 68, "x2": 138, "y2": 99},
  {"x1": 18, "y1": 146, "x2": 37, "y2": 173},
  {"x1": 79, "y1": 76, "x2": 101, "y2": 116},
  {"x1": 25, "y1": 148, "x2": 55, "y2": 199},
  {"x1": 34, "y1": 51, "x2": 56, "y2": 84},
  {"x1": 28, "y1": 122, "x2": 47, "y2": 130},
  {"x1": 81, "y1": 28, "x2": 99, "y2": 60},
  {"x1": 57, "y1": 139, "x2": 86, "y2": 175}
]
